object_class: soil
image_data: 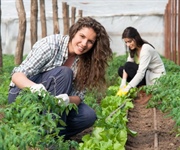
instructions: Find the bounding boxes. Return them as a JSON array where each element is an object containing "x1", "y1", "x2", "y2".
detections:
[
  {"x1": 1, "y1": 93, "x2": 180, "y2": 150},
  {"x1": 71, "y1": 92, "x2": 180, "y2": 150},
  {"x1": 125, "y1": 99, "x2": 180, "y2": 150}
]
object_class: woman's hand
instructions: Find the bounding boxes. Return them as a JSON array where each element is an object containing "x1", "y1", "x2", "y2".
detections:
[{"x1": 55, "y1": 94, "x2": 70, "y2": 106}]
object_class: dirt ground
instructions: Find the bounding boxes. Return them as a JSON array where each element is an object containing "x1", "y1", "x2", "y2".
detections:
[
  {"x1": 125, "y1": 99, "x2": 180, "y2": 150},
  {"x1": 71, "y1": 94, "x2": 180, "y2": 150}
]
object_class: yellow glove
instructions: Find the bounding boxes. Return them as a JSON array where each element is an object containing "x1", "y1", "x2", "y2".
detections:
[
  {"x1": 116, "y1": 88, "x2": 128, "y2": 96},
  {"x1": 116, "y1": 85, "x2": 131, "y2": 96}
]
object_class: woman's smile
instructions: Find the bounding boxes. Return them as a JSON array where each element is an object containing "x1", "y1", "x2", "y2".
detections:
[{"x1": 69, "y1": 27, "x2": 96, "y2": 55}]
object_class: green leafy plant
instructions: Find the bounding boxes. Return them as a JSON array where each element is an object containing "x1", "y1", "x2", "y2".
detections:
[
  {"x1": 142, "y1": 59, "x2": 180, "y2": 135},
  {"x1": 0, "y1": 55, "x2": 15, "y2": 105},
  {"x1": 78, "y1": 85, "x2": 135, "y2": 150},
  {"x1": 106, "y1": 53, "x2": 126, "y2": 86},
  {"x1": 1, "y1": 54, "x2": 180, "y2": 149},
  {"x1": 0, "y1": 89, "x2": 77, "y2": 149}
]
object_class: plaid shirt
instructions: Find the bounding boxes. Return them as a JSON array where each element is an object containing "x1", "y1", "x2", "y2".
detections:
[{"x1": 10, "y1": 34, "x2": 85, "y2": 100}]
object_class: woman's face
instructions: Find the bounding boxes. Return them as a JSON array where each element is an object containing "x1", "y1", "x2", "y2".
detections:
[
  {"x1": 69, "y1": 27, "x2": 97, "y2": 55},
  {"x1": 123, "y1": 38, "x2": 137, "y2": 50}
]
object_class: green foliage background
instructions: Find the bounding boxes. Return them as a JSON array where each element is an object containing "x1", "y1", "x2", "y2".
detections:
[{"x1": 0, "y1": 54, "x2": 180, "y2": 149}]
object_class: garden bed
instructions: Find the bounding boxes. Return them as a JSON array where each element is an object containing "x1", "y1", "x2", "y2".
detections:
[
  {"x1": 71, "y1": 95, "x2": 180, "y2": 150},
  {"x1": 1, "y1": 54, "x2": 180, "y2": 149},
  {"x1": 126, "y1": 99, "x2": 180, "y2": 150}
]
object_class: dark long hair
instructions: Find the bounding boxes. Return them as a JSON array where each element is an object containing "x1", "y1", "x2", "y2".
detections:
[{"x1": 122, "y1": 27, "x2": 154, "y2": 58}]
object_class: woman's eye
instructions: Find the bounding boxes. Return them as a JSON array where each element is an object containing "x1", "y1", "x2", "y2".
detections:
[
  {"x1": 80, "y1": 35, "x2": 85, "y2": 38},
  {"x1": 89, "y1": 40, "x2": 94, "y2": 45}
]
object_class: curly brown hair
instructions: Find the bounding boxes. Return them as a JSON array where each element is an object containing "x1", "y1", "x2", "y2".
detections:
[{"x1": 69, "y1": 17, "x2": 113, "y2": 91}]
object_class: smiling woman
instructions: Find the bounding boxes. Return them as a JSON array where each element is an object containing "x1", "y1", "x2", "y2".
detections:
[
  {"x1": 8, "y1": 16, "x2": 113, "y2": 140},
  {"x1": 68, "y1": 27, "x2": 96, "y2": 55}
]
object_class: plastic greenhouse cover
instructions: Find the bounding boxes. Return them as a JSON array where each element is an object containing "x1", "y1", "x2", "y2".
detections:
[{"x1": 1, "y1": 0, "x2": 168, "y2": 55}]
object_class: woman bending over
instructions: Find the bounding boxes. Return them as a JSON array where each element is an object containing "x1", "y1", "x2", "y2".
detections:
[{"x1": 118, "y1": 27, "x2": 165, "y2": 93}]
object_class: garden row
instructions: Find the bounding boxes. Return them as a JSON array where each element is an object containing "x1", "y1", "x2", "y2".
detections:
[
  {"x1": 78, "y1": 86, "x2": 137, "y2": 150},
  {"x1": 0, "y1": 54, "x2": 180, "y2": 149}
]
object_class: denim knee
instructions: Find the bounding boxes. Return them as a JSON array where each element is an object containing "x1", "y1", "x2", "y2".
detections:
[
  {"x1": 59, "y1": 103, "x2": 97, "y2": 139},
  {"x1": 42, "y1": 66, "x2": 73, "y2": 95},
  {"x1": 77, "y1": 103, "x2": 97, "y2": 128}
]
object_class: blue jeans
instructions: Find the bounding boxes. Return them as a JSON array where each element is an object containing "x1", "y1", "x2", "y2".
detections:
[{"x1": 8, "y1": 66, "x2": 96, "y2": 139}]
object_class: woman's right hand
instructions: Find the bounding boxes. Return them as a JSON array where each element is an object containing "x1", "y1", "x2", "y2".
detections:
[
  {"x1": 30, "y1": 83, "x2": 46, "y2": 92},
  {"x1": 29, "y1": 84, "x2": 47, "y2": 97}
]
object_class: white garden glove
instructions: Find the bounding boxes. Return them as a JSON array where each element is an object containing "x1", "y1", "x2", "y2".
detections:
[
  {"x1": 30, "y1": 84, "x2": 47, "y2": 97},
  {"x1": 55, "y1": 94, "x2": 70, "y2": 106},
  {"x1": 120, "y1": 78, "x2": 127, "y2": 89}
]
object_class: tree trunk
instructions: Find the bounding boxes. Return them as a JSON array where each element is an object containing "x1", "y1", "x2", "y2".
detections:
[
  {"x1": 30, "y1": 0, "x2": 38, "y2": 48},
  {"x1": 0, "y1": 0, "x2": 2, "y2": 70},
  {"x1": 40, "y1": 0, "x2": 47, "y2": 38},
  {"x1": 62, "y1": 2, "x2": 69, "y2": 35},
  {"x1": 15, "y1": 0, "x2": 26, "y2": 65},
  {"x1": 52, "y1": 0, "x2": 59, "y2": 34}
]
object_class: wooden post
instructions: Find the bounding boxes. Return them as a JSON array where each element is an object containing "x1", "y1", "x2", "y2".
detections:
[
  {"x1": 52, "y1": 0, "x2": 60, "y2": 34},
  {"x1": 40, "y1": 0, "x2": 47, "y2": 37},
  {"x1": 165, "y1": 1, "x2": 172, "y2": 61},
  {"x1": 71, "y1": 7, "x2": 76, "y2": 25},
  {"x1": 0, "y1": 0, "x2": 2, "y2": 70},
  {"x1": 168, "y1": 1, "x2": 172, "y2": 61},
  {"x1": 78, "y1": 10, "x2": 83, "y2": 18},
  {"x1": 62, "y1": 2, "x2": 69, "y2": 35},
  {"x1": 15, "y1": 0, "x2": 26, "y2": 65},
  {"x1": 164, "y1": 4, "x2": 168, "y2": 59},
  {"x1": 163, "y1": 0, "x2": 180, "y2": 64},
  {"x1": 30, "y1": 0, "x2": 38, "y2": 48},
  {"x1": 178, "y1": 0, "x2": 180, "y2": 65},
  {"x1": 172, "y1": 0, "x2": 177, "y2": 63}
]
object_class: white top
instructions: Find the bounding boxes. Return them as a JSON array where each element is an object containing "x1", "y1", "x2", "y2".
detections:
[{"x1": 127, "y1": 44, "x2": 166, "y2": 88}]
